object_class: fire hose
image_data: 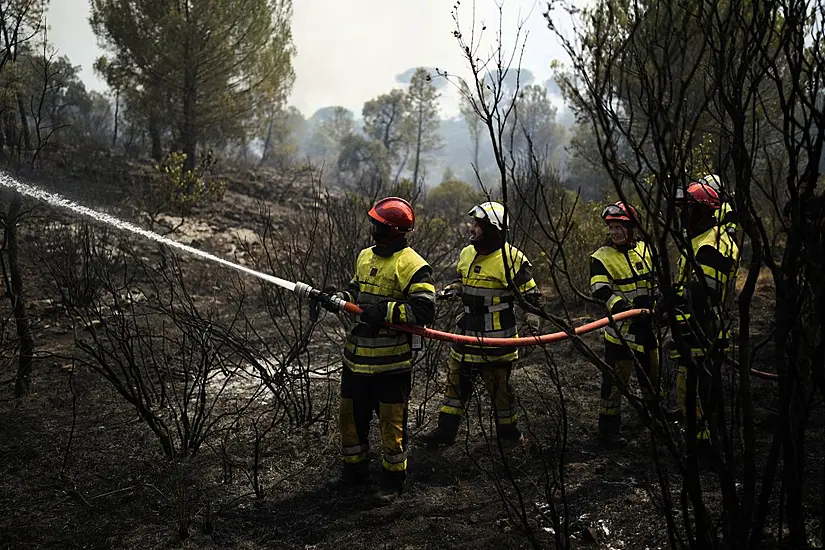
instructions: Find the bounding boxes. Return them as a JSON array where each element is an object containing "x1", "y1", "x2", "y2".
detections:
[
  {"x1": 293, "y1": 282, "x2": 649, "y2": 345},
  {"x1": 293, "y1": 282, "x2": 779, "y2": 381}
]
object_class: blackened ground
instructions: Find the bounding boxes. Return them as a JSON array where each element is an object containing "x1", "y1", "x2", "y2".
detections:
[{"x1": 2, "y1": 284, "x2": 815, "y2": 550}]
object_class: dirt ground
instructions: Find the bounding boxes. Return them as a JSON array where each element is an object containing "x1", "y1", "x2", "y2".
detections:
[{"x1": 0, "y1": 172, "x2": 820, "y2": 549}]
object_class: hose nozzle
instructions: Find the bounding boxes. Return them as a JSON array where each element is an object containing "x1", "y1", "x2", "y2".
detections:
[
  {"x1": 294, "y1": 281, "x2": 348, "y2": 313},
  {"x1": 293, "y1": 281, "x2": 319, "y2": 300}
]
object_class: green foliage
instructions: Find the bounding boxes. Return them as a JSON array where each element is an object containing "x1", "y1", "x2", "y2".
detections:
[
  {"x1": 1, "y1": 42, "x2": 98, "y2": 156},
  {"x1": 362, "y1": 89, "x2": 413, "y2": 163},
  {"x1": 336, "y1": 134, "x2": 391, "y2": 196},
  {"x1": 393, "y1": 178, "x2": 417, "y2": 202},
  {"x1": 259, "y1": 106, "x2": 306, "y2": 168},
  {"x1": 306, "y1": 106, "x2": 355, "y2": 160},
  {"x1": 406, "y1": 68, "x2": 442, "y2": 185},
  {"x1": 150, "y1": 152, "x2": 226, "y2": 214},
  {"x1": 565, "y1": 121, "x2": 612, "y2": 201},
  {"x1": 687, "y1": 134, "x2": 716, "y2": 178},
  {"x1": 90, "y1": 0, "x2": 296, "y2": 167},
  {"x1": 425, "y1": 178, "x2": 485, "y2": 222},
  {"x1": 507, "y1": 84, "x2": 566, "y2": 159}
]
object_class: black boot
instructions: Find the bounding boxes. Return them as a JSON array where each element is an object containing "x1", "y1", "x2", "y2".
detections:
[
  {"x1": 327, "y1": 462, "x2": 371, "y2": 491},
  {"x1": 497, "y1": 424, "x2": 529, "y2": 453},
  {"x1": 598, "y1": 414, "x2": 627, "y2": 448},
  {"x1": 598, "y1": 432, "x2": 628, "y2": 448},
  {"x1": 417, "y1": 413, "x2": 460, "y2": 448},
  {"x1": 373, "y1": 470, "x2": 404, "y2": 506}
]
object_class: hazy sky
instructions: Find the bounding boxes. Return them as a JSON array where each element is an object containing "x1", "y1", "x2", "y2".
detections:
[{"x1": 47, "y1": 0, "x2": 576, "y2": 118}]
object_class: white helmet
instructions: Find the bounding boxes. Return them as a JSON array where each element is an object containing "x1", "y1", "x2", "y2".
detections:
[
  {"x1": 699, "y1": 174, "x2": 722, "y2": 192},
  {"x1": 468, "y1": 201, "x2": 508, "y2": 231},
  {"x1": 699, "y1": 173, "x2": 734, "y2": 199}
]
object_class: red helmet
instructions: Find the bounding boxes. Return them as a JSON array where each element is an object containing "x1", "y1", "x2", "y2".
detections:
[
  {"x1": 601, "y1": 201, "x2": 639, "y2": 224},
  {"x1": 368, "y1": 197, "x2": 415, "y2": 233},
  {"x1": 676, "y1": 182, "x2": 721, "y2": 209}
]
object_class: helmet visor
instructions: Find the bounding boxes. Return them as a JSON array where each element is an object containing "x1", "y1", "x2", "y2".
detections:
[
  {"x1": 601, "y1": 204, "x2": 626, "y2": 219},
  {"x1": 468, "y1": 205, "x2": 487, "y2": 221}
]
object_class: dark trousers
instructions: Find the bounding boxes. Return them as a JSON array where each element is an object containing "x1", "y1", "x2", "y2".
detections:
[
  {"x1": 437, "y1": 358, "x2": 521, "y2": 441},
  {"x1": 599, "y1": 341, "x2": 661, "y2": 435},
  {"x1": 339, "y1": 367, "x2": 411, "y2": 488}
]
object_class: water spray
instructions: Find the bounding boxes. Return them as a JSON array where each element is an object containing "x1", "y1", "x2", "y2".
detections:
[{"x1": 1, "y1": 172, "x2": 297, "y2": 292}]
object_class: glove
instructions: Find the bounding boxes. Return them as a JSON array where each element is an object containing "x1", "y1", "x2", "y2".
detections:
[
  {"x1": 360, "y1": 303, "x2": 389, "y2": 328},
  {"x1": 437, "y1": 282, "x2": 461, "y2": 300},
  {"x1": 313, "y1": 285, "x2": 341, "y2": 313},
  {"x1": 525, "y1": 313, "x2": 541, "y2": 334}
]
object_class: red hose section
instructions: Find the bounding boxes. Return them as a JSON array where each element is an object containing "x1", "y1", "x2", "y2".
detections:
[
  {"x1": 341, "y1": 301, "x2": 649, "y2": 346},
  {"x1": 748, "y1": 368, "x2": 779, "y2": 380},
  {"x1": 340, "y1": 301, "x2": 780, "y2": 380}
]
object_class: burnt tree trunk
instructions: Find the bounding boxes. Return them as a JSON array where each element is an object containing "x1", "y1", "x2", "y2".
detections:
[
  {"x1": 412, "y1": 105, "x2": 423, "y2": 186},
  {"x1": 180, "y1": 27, "x2": 198, "y2": 175},
  {"x1": 259, "y1": 114, "x2": 274, "y2": 166},
  {"x1": 112, "y1": 89, "x2": 120, "y2": 148},
  {"x1": 4, "y1": 197, "x2": 34, "y2": 397},
  {"x1": 149, "y1": 115, "x2": 162, "y2": 161},
  {"x1": 15, "y1": 92, "x2": 31, "y2": 152}
]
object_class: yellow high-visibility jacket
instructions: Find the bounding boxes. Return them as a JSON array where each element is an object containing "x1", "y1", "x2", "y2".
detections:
[
  {"x1": 716, "y1": 202, "x2": 739, "y2": 239},
  {"x1": 449, "y1": 244, "x2": 539, "y2": 364},
  {"x1": 341, "y1": 245, "x2": 436, "y2": 374}
]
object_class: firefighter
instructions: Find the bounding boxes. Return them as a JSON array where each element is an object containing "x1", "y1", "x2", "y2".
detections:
[
  {"x1": 699, "y1": 174, "x2": 738, "y2": 239},
  {"x1": 664, "y1": 181, "x2": 739, "y2": 446},
  {"x1": 418, "y1": 201, "x2": 541, "y2": 450},
  {"x1": 318, "y1": 197, "x2": 436, "y2": 506},
  {"x1": 589, "y1": 201, "x2": 659, "y2": 447}
]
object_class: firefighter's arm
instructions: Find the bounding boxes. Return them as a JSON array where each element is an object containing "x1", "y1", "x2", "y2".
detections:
[
  {"x1": 723, "y1": 208, "x2": 738, "y2": 230},
  {"x1": 438, "y1": 262, "x2": 464, "y2": 299},
  {"x1": 387, "y1": 266, "x2": 436, "y2": 326},
  {"x1": 590, "y1": 257, "x2": 630, "y2": 313},
  {"x1": 339, "y1": 278, "x2": 360, "y2": 303},
  {"x1": 512, "y1": 259, "x2": 542, "y2": 329}
]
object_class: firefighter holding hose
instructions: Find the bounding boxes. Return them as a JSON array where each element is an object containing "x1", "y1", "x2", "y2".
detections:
[
  {"x1": 589, "y1": 201, "x2": 659, "y2": 447},
  {"x1": 316, "y1": 197, "x2": 436, "y2": 505},
  {"x1": 419, "y1": 201, "x2": 541, "y2": 451}
]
